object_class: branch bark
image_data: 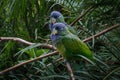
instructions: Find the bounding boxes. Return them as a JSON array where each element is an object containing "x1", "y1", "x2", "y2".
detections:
[
  {"x1": 0, "y1": 51, "x2": 59, "y2": 75},
  {"x1": 70, "y1": 5, "x2": 95, "y2": 26},
  {"x1": 83, "y1": 24, "x2": 120, "y2": 42},
  {"x1": 66, "y1": 61, "x2": 75, "y2": 80},
  {"x1": 35, "y1": 57, "x2": 63, "y2": 74},
  {"x1": 0, "y1": 37, "x2": 56, "y2": 50}
]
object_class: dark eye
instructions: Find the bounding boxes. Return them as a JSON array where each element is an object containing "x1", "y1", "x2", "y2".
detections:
[
  {"x1": 55, "y1": 26, "x2": 64, "y2": 31},
  {"x1": 55, "y1": 27, "x2": 60, "y2": 30}
]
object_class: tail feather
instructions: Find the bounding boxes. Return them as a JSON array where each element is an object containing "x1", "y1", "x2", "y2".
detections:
[
  {"x1": 77, "y1": 55, "x2": 96, "y2": 66},
  {"x1": 93, "y1": 56, "x2": 109, "y2": 68}
]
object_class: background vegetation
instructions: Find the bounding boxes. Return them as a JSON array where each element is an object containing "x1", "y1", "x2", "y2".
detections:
[{"x1": 0, "y1": 0, "x2": 120, "y2": 80}]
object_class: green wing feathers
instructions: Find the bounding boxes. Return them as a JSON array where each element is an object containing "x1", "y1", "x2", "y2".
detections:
[
  {"x1": 55, "y1": 33, "x2": 94, "y2": 61},
  {"x1": 67, "y1": 26, "x2": 77, "y2": 35}
]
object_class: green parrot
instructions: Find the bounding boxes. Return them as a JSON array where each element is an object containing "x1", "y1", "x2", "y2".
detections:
[
  {"x1": 51, "y1": 22, "x2": 94, "y2": 64},
  {"x1": 49, "y1": 11, "x2": 77, "y2": 35}
]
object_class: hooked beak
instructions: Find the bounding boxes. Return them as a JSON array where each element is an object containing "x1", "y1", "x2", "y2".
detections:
[
  {"x1": 51, "y1": 18, "x2": 57, "y2": 24},
  {"x1": 52, "y1": 28, "x2": 58, "y2": 35}
]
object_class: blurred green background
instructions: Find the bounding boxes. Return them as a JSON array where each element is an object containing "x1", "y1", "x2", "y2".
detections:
[{"x1": 0, "y1": 0, "x2": 120, "y2": 80}]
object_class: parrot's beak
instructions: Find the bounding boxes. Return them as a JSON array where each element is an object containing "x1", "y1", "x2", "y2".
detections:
[
  {"x1": 51, "y1": 18, "x2": 56, "y2": 24},
  {"x1": 52, "y1": 28, "x2": 58, "y2": 35}
]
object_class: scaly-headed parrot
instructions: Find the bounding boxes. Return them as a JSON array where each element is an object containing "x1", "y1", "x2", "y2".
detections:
[
  {"x1": 49, "y1": 11, "x2": 76, "y2": 35},
  {"x1": 51, "y1": 22, "x2": 94, "y2": 63}
]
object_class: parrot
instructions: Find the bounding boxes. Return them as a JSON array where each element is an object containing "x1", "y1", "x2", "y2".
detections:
[
  {"x1": 49, "y1": 11, "x2": 77, "y2": 35},
  {"x1": 51, "y1": 22, "x2": 94, "y2": 64}
]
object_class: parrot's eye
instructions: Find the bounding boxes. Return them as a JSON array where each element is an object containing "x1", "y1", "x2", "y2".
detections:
[
  {"x1": 55, "y1": 26, "x2": 64, "y2": 31},
  {"x1": 55, "y1": 27, "x2": 60, "y2": 30}
]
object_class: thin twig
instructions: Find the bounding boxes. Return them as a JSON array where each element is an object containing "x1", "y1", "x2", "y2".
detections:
[
  {"x1": 70, "y1": 5, "x2": 95, "y2": 26},
  {"x1": 66, "y1": 61, "x2": 75, "y2": 80},
  {"x1": 0, "y1": 51, "x2": 59, "y2": 75},
  {"x1": 83, "y1": 24, "x2": 120, "y2": 42},
  {"x1": 35, "y1": 57, "x2": 64, "y2": 74},
  {"x1": 24, "y1": 57, "x2": 64, "y2": 80},
  {"x1": 0, "y1": 37, "x2": 56, "y2": 50},
  {"x1": 42, "y1": 57, "x2": 63, "y2": 69},
  {"x1": 23, "y1": 57, "x2": 64, "y2": 80},
  {"x1": 103, "y1": 67, "x2": 120, "y2": 80}
]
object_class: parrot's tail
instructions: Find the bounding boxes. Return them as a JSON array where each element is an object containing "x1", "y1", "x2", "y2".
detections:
[
  {"x1": 77, "y1": 55, "x2": 96, "y2": 66},
  {"x1": 93, "y1": 56, "x2": 109, "y2": 68}
]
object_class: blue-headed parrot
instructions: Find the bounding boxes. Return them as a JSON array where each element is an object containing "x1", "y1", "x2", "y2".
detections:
[
  {"x1": 50, "y1": 22, "x2": 94, "y2": 64},
  {"x1": 49, "y1": 11, "x2": 76, "y2": 35}
]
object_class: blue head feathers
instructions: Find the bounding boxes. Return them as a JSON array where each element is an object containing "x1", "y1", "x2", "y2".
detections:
[
  {"x1": 50, "y1": 11, "x2": 62, "y2": 18},
  {"x1": 50, "y1": 23, "x2": 66, "y2": 42},
  {"x1": 49, "y1": 11, "x2": 64, "y2": 31},
  {"x1": 52, "y1": 23, "x2": 66, "y2": 30}
]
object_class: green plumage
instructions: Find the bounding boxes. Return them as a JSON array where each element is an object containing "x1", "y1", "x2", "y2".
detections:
[
  {"x1": 53, "y1": 25, "x2": 94, "y2": 62},
  {"x1": 57, "y1": 16, "x2": 77, "y2": 35},
  {"x1": 56, "y1": 15, "x2": 65, "y2": 23}
]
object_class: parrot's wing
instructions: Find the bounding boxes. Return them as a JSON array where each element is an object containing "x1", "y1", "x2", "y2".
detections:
[
  {"x1": 56, "y1": 33, "x2": 94, "y2": 62},
  {"x1": 58, "y1": 15, "x2": 65, "y2": 23},
  {"x1": 66, "y1": 25, "x2": 78, "y2": 35}
]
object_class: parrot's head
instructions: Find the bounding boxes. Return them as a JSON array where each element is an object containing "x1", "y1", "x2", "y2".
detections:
[
  {"x1": 52, "y1": 23, "x2": 66, "y2": 35},
  {"x1": 50, "y1": 11, "x2": 64, "y2": 24},
  {"x1": 49, "y1": 11, "x2": 66, "y2": 32}
]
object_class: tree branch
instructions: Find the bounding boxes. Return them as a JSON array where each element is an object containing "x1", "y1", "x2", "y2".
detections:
[
  {"x1": 23, "y1": 57, "x2": 63, "y2": 80},
  {"x1": 0, "y1": 51, "x2": 59, "y2": 75},
  {"x1": 66, "y1": 61, "x2": 75, "y2": 80},
  {"x1": 83, "y1": 24, "x2": 120, "y2": 42},
  {"x1": 70, "y1": 5, "x2": 95, "y2": 26},
  {"x1": 44, "y1": 57, "x2": 64, "y2": 69},
  {"x1": 35, "y1": 57, "x2": 63, "y2": 74},
  {"x1": 0, "y1": 37, "x2": 56, "y2": 50}
]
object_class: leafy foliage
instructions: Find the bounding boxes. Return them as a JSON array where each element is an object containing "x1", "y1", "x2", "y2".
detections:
[{"x1": 0, "y1": 0, "x2": 120, "y2": 80}]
